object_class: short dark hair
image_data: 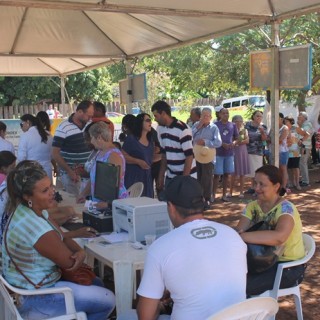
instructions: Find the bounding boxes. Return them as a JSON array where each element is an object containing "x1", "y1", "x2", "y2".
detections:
[
  {"x1": 0, "y1": 151, "x2": 16, "y2": 170},
  {"x1": 255, "y1": 165, "x2": 285, "y2": 196},
  {"x1": 76, "y1": 100, "x2": 93, "y2": 112},
  {"x1": 151, "y1": 100, "x2": 171, "y2": 116},
  {"x1": 251, "y1": 110, "x2": 263, "y2": 120},
  {"x1": 0, "y1": 121, "x2": 7, "y2": 132},
  {"x1": 93, "y1": 101, "x2": 106, "y2": 114},
  {"x1": 191, "y1": 107, "x2": 201, "y2": 118},
  {"x1": 279, "y1": 112, "x2": 284, "y2": 119}
]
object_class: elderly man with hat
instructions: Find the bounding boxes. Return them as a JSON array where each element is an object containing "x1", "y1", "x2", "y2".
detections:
[
  {"x1": 192, "y1": 107, "x2": 222, "y2": 209},
  {"x1": 130, "y1": 176, "x2": 246, "y2": 320}
]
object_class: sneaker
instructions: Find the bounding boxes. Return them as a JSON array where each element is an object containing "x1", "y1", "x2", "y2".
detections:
[
  {"x1": 222, "y1": 196, "x2": 230, "y2": 202},
  {"x1": 238, "y1": 194, "x2": 244, "y2": 199},
  {"x1": 204, "y1": 201, "x2": 212, "y2": 211},
  {"x1": 245, "y1": 188, "x2": 255, "y2": 194},
  {"x1": 300, "y1": 182, "x2": 310, "y2": 187},
  {"x1": 295, "y1": 185, "x2": 302, "y2": 191}
]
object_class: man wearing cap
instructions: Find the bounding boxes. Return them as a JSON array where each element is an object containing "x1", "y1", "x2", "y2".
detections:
[
  {"x1": 192, "y1": 107, "x2": 222, "y2": 209},
  {"x1": 151, "y1": 100, "x2": 197, "y2": 192},
  {"x1": 135, "y1": 176, "x2": 247, "y2": 320}
]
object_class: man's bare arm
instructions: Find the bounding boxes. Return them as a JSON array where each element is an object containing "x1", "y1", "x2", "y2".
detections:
[
  {"x1": 137, "y1": 296, "x2": 160, "y2": 320},
  {"x1": 52, "y1": 146, "x2": 78, "y2": 182},
  {"x1": 183, "y1": 154, "x2": 193, "y2": 175}
]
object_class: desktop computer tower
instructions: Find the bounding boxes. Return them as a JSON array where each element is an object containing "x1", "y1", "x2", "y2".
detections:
[{"x1": 83, "y1": 210, "x2": 113, "y2": 233}]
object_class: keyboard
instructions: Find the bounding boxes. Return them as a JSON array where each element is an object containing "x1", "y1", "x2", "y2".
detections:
[{"x1": 62, "y1": 222, "x2": 86, "y2": 231}]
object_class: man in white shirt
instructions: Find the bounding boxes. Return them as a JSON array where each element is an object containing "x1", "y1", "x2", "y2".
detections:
[
  {"x1": 135, "y1": 176, "x2": 247, "y2": 320},
  {"x1": 46, "y1": 104, "x2": 54, "y2": 119},
  {"x1": 296, "y1": 112, "x2": 314, "y2": 186}
]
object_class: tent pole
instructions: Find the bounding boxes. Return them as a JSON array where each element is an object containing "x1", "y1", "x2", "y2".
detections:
[
  {"x1": 60, "y1": 76, "x2": 66, "y2": 111},
  {"x1": 125, "y1": 60, "x2": 133, "y2": 114},
  {"x1": 270, "y1": 21, "x2": 280, "y2": 167}
]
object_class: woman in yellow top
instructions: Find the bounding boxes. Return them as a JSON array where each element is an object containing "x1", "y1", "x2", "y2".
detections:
[{"x1": 236, "y1": 165, "x2": 305, "y2": 296}]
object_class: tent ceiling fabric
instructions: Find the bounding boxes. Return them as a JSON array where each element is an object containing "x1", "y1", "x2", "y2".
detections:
[{"x1": 0, "y1": 0, "x2": 320, "y2": 76}]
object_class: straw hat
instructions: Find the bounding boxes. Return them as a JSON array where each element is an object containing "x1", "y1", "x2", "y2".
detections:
[{"x1": 194, "y1": 145, "x2": 216, "y2": 164}]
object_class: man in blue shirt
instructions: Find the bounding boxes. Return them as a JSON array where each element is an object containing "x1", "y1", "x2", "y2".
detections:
[{"x1": 192, "y1": 107, "x2": 222, "y2": 209}]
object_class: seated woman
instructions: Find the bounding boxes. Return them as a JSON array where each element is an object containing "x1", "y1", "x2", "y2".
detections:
[
  {"x1": 2, "y1": 160, "x2": 115, "y2": 319},
  {"x1": 78, "y1": 122, "x2": 128, "y2": 208},
  {"x1": 235, "y1": 164, "x2": 305, "y2": 296}
]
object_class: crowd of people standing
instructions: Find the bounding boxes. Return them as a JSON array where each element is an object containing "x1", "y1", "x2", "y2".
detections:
[{"x1": 0, "y1": 99, "x2": 317, "y2": 319}]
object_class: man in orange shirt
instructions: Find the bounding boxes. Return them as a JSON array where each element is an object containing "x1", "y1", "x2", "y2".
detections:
[{"x1": 92, "y1": 101, "x2": 115, "y2": 140}]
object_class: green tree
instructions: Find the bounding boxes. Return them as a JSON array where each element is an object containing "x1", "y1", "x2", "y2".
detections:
[{"x1": 0, "y1": 68, "x2": 114, "y2": 106}]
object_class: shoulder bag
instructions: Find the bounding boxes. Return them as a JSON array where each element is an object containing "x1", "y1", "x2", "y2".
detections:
[{"x1": 246, "y1": 221, "x2": 280, "y2": 274}]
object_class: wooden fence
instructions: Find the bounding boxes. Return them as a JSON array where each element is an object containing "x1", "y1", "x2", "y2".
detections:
[
  {"x1": 0, "y1": 101, "x2": 125, "y2": 119},
  {"x1": 0, "y1": 98, "x2": 217, "y2": 119}
]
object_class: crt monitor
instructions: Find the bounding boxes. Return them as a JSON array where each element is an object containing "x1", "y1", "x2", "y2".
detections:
[{"x1": 94, "y1": 161, "x2": 120, "y2": 202}]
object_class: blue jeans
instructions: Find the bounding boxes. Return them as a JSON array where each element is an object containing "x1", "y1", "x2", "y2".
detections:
[
  {"x1": 246, "y1": 262, "x2": 305, "y2": 296},
  {"x1": 18, "y1": 278, "x2": 115, "y2": 320},
  {"x1": 214, "y1": 156, "x2": 234, "y2": 175}
]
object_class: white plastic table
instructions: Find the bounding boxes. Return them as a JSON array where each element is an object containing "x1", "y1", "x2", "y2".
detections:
[{"x1": 85, "y1": 241, "x2": 146, "y2": 316}]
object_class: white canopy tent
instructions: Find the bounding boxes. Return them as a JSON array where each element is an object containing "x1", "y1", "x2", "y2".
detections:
[{"x1": 0, "y1": 0, "x2": 319, "y2": 76}]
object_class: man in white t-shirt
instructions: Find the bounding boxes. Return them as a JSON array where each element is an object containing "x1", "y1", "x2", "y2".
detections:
[
  {"x1": 132, "y1": 176, "x2": 247, "y2": 320},
  {"x1": 46, "y1": 104, "x2": 54, "y2": 119},
  {"x1": 296, "y1": 112, "x2": 314, "y2": 186}
]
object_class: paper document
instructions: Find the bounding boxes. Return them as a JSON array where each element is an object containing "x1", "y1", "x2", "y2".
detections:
[{"x1": 101, "y1": 232, "x2": 129, "y2": 243}]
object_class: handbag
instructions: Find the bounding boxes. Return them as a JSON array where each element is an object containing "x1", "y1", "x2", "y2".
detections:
[
  {"x1": 61, "y1": 264, "x2": 96, "y2": 286},
  {"x1": 246, "y1": 221, "x2": 279, "y2": 274}
]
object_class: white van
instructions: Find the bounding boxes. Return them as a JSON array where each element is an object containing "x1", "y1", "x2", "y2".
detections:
[{"x1": 221, "y1": 95, "x2": 266, "y2": 109}]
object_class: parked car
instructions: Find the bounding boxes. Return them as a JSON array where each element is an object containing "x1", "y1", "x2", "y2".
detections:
[
  {"x1": 171, "y1": 106, "x2": 181, "y2": 112},
  {"x1": 105, "y1": 112, "x2": 125, "y2": 118},
  {"x1": 221, "y1": 95, "x2": 266, "y2": 109}
]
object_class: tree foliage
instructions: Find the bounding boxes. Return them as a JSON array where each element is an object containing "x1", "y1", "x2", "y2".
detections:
[{"x1": 0, "y1": 68, "x2": 113, "y2": 106}]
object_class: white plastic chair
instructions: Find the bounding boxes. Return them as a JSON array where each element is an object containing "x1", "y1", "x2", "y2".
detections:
[
  {"x1": 257, "y1": 233, "x2": 316, "y2": 320},
  {"x1": 127, "y1": 182, "x2": 144, "y2": 198},
  {"x1": 0, "y1": 274, "x2": 87, "y2": 320},
  {"x1": 206, "y1": 297, "x2": 279, "y2": 320}
]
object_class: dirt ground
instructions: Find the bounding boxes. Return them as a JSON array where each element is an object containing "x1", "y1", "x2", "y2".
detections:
[{"x1": 204, "y1": 166, "x2": 320, "y2": 320}]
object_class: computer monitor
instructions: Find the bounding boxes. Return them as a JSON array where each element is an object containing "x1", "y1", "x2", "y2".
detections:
[{"x1": 94, "y1": 161, "x2": 120, "y2": 202}]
